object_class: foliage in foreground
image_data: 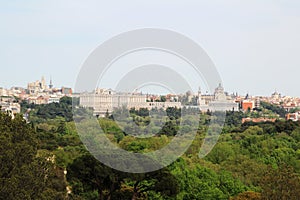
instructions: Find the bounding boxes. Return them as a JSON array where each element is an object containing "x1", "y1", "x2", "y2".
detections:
[{"x1": 1, "y1": 103, "x2": 300, "y2": 199}]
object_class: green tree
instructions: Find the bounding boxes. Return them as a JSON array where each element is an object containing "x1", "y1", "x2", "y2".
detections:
[
  {"x1": 60, "y1": 96, "x2": 72, "y2": 105},
  {"x1": 231, "y1": 191, "x2": 261, "y2": 200},
  {"x1": 67, "y1": 154, "x2": 179, "y2": 200},
  {"x1": 260, "y1": 101, "x2": 287, "y2": 118},
  {"x1": 67, "y1": 154, "x2": 122, "y2": 200},
  {"x1": 260, "y1": 164, "x2": 300, "y2": 200},
  {"x1": 0, "y1": 112, "x2": 66, "y2": 199}
]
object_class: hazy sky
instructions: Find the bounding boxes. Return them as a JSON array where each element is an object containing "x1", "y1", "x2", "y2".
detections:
[{"x1": 1, "y1": 0, "x2": 300, "y2": 96}]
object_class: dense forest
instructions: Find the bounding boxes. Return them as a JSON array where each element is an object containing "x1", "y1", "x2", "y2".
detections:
[{"x1": 1, "y1": 97, "x2": 300, "y2": 200}]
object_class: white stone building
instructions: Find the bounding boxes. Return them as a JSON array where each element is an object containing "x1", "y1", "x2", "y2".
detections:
[
  {"x1": 199, "y1": 84, "x2": 239, "y2": 112},
  {"x1": 79, "y1": 89, "x2": 181, "y2": 116}
]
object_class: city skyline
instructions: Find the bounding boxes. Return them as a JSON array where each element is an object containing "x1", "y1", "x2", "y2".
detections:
[
  {"x1": 1, "y1": 1, "x2": 300, "y2": 96},
  {"x1": 0, "y1": 76, "x2": 297, "y2": 98}
]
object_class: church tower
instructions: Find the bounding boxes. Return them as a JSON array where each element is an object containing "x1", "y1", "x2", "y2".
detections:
[
  {"x1": 198, "y1": 86, "x2": 202, "y2": 106},
  {"x1": 49, "y1": 76, "x2": 53, "y2": 89},
  {"x1": 41, "y1": 76, "x2": 46, "y2": 90}
]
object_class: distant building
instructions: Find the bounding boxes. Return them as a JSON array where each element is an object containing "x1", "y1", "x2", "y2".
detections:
[
  {"x1": 147, "y1": 101, "x2": 181, "y2": 110},
  {"x1": 48, "y1": 96, "x2": 60, "y2": 104},
  {"x1": 0, "y1": 96, "x2": 14, "y2": 103},
  {"x1": 242, "y1": 117, "x2": 276, "y2": 123},
  {"x1": 0, "y1": 102, "x2": 21, "y2": 114},
  {"x1": 0, "y1": 87, "x2": 9, "y2": 96},
  {"x1": 254, "y1": 98, "x2": 260, "y2": 108},
  {"x1": 271, "y1": 91, "x2": 281, "y2": 99},
  {"x1": 199, "y1": 84, "x2": 239, "y2": 112},
  {"x1": 27, "y1": 77, "x2": 48, "y2": 94},
  {"x1": 80, "y1": 89, "x2": 181, "y2": 117},
  {"x1": 61, "y1": 87, "x2": 72, "y2": 96},
  {"x1": 242, "y1": 100, "x2": 254, "y2": 111},
  {"x1": 27, "y1": 96, "x2": 48, "y2": 104},
  {"x1": 286, "y1": 112, "x2": 300, "y2": 121},
  {"x1": 21, "y1": 76, "x2": 75, "y2": 105}
]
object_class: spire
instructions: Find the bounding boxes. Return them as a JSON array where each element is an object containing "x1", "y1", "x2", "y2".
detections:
[
  {"x1": 198, "y1": 86, "x2": 201, "y2": 94},
  {"x1": 245, "y1": 93, "x2": 249, "y2": 100},
  {"x1": 49, "y1": 76, "x2": 53, "y2": 89}
]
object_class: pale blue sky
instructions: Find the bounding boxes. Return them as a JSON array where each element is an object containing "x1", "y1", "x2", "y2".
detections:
[{"x1": 1, "y1": 0, "x2": 300, "y2": 96}]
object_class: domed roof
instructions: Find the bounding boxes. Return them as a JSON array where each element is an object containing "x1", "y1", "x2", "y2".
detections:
[{"x1": 215, "y1": 83, "x2": 224, "y2": 93}]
